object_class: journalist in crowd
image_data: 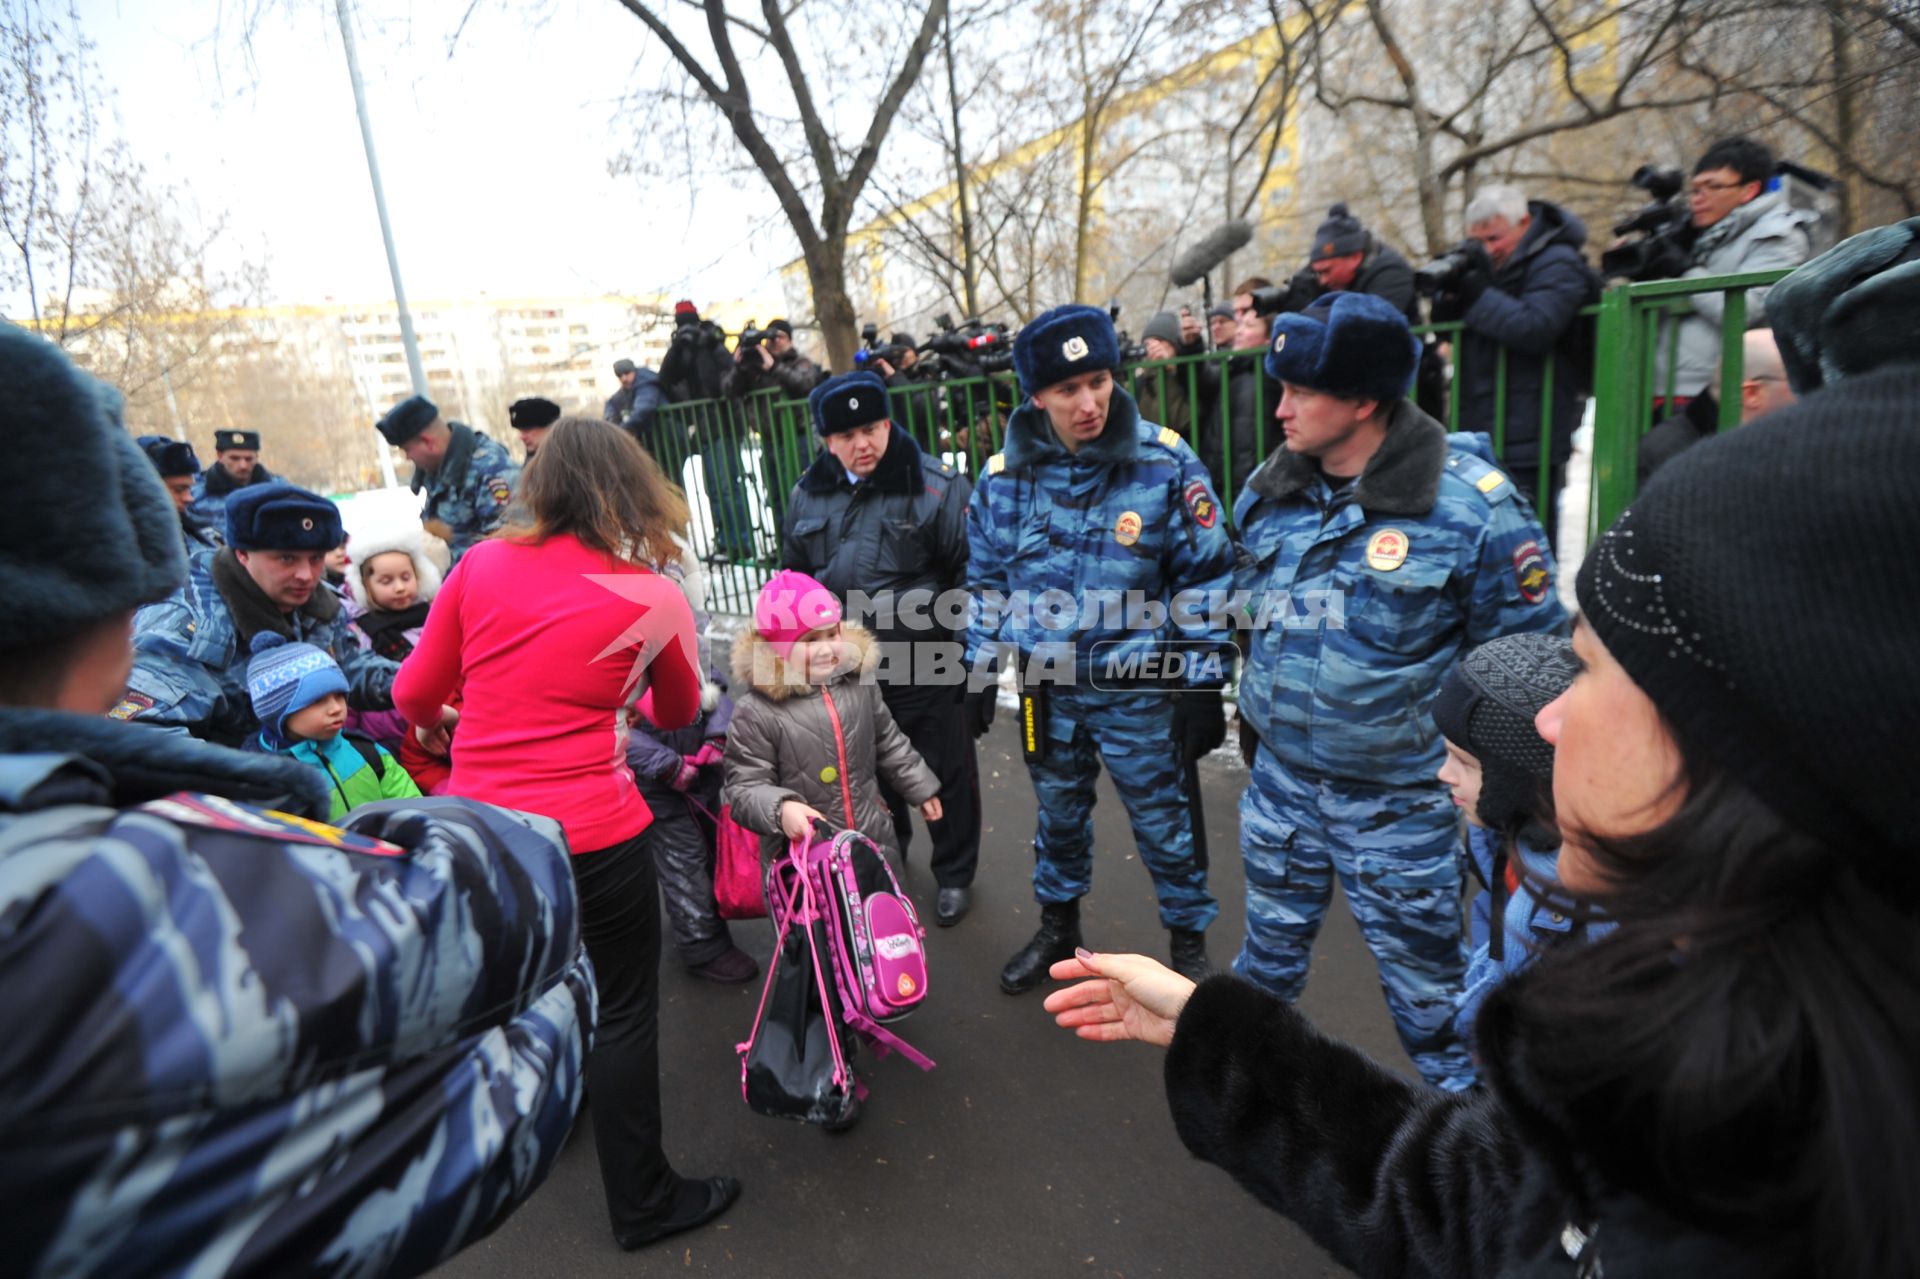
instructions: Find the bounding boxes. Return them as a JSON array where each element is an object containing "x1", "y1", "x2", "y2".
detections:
[
  {"x1": 1646, "y1": 136, "x2": 1815, "y2": 408},
  {"x1": 1428, "y1": 185, "x2": 1600, "y2": 540},
  {"x1": 1046, "y1": 367, "x2": 1920, "y2": 1279}
]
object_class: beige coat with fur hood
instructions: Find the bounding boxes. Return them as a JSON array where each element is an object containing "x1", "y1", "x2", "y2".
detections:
[{"x1": 723, "y1": 623, "x2": 940, "y2": 861}]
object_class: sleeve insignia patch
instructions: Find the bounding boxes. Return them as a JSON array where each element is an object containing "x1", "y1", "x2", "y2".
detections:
[
  {"x1": 1183, "y1": 479, "x2": 1218, "y2": 530},
  {"x1": 1513, "y1": 539, "x2": 1552, "y2": 604}
]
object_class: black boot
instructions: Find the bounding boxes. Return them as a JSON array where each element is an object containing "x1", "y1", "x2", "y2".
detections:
[
  {"x1": 999, "y1": 900, "x2": 1082, "y2": 994},
  {"x1": 1169, "y1": 928, "x2": 1209, "y2": 982}
]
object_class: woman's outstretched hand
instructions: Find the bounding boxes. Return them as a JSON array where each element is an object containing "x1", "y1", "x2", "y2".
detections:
[{"x1": 1043, "y1": 949, "x2": 1197, "y2": 1048}]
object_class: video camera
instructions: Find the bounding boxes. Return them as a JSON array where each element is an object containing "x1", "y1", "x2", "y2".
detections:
[
  {"x1": 1600, "y1": 165, "x2": 1691, "y2": 282},
  {"x1": 853, "y1": 322, "x2": 912, "y2": 374},
  {"x1": 1415, "y1": 242, "x2": 1487, "y2": 296},
  {"x1": 920, "y1": 313, "x2": 1015, "y2": 377},
  {"x1": 1109, "y1": 303, "x2": 1148, "y2": 364}
]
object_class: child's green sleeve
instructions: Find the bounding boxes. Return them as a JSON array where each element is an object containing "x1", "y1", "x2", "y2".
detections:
[{"x1": 378, "y1": 746, "x2": 425, "y2": 801}]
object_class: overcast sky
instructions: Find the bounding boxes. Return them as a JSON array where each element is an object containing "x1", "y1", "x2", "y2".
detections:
[{"x1": 82, "y1": 0, "x2": 791, "y2": 312}]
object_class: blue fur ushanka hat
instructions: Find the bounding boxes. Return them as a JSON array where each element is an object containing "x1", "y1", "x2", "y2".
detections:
[
  {"x1": 0, "y1": 325, "x2": 185, "y2": 649},
  {"x1": 376, "y1": 394, "x2": 439, "y2": 447},
  {"x1": 224, "y1": 483, "x2": 344, "y2": 552},
  {"x1": 1013, "y1": 304, "x2": 1121, "y2": 395},
  {"x1": 809, "y1": 370, "x2": 891, "y2": 436},
  {"x1": 1769, "y1": 216, "x2": 1920, "y2": 395},
  {"x1": 1264, "y1": 291, "x2": 1420, "y2": 403},
  {"x1": 137, "y1": 434, "x2": 202, "y2": 478}
]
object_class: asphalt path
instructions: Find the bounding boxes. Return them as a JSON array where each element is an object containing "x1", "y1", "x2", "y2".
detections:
[{"x1": 440, "y1": 716, "x2": 1420, "y2": 1278}]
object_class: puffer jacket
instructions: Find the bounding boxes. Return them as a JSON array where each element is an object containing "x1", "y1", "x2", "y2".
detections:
[
  {"x1": 722, "y1": 622, "x2": 939, "y2": 863},
  {"x1": 1651, "y1": 190, "x2": 1815, "y2": 397}
]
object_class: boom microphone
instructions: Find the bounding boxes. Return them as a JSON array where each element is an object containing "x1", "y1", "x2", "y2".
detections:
[{"x1": 1169, "y1": 219, "x2": 1255, "y2": 287}]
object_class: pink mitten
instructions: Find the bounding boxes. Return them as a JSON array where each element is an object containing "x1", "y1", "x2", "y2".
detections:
[
  {"x1": 689, "y1": 742, "x2": 725, "y2": 767},
  {"x1": 670, "y1": 761, "x2": 700, "y2": 792}
]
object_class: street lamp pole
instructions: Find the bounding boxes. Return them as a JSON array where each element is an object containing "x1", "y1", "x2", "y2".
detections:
[{"x1": 336, "y1": 0, "x2": 424, "y2": 491}]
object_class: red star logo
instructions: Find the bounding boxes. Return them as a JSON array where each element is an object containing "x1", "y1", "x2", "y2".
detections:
[{"x1": 585, "y1": 573, "x2": 698, "y2": 697}]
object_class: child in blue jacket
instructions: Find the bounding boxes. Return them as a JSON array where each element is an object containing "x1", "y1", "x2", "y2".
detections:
[{"x1": 247, "y1": 632, "x2": 421, "y2": 820}]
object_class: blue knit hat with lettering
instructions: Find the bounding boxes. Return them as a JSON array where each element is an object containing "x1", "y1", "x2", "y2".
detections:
[{"x1": 246, "y1": 631, "x2": 349, "y2": 746}]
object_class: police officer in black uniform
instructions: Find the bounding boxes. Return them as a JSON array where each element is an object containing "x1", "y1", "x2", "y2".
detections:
[{"x1": 780, "y1": 370, "x2": 982, "y2": 924}]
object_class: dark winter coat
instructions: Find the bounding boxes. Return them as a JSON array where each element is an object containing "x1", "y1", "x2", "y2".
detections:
[
  {"x1": 657, "y1": 322, "x2": 733, "y2": 403},
  {"x1": 603, "y1": 368, "x2": 665, "y2": 443},
  {"x1": 780, "y1": 427, "x2": 972, "y2": 645},
  {"x1": 1166, "y1": 974, "x2": 1800, "y2": 1278},
  {"x1": 1206, "y1": 356, "x2": 1271, "y2": 509},
  {"x1": 1449, "y1": 200, "x2": 1596, "y2": 467},
  {"x1": 722, "y1": 623, "x2": 940, "y2": 864},
  {"x1": 722, "y1": 346, "x2": 822, "y2": 403}
]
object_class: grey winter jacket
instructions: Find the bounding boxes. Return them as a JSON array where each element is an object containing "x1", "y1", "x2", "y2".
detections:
[
  {"x1": 1651, "y1": 191, "x2": 1815, "y2": 398},
  {"x1": 722, "y1": 623, "x2": 940, "y2": 863}
]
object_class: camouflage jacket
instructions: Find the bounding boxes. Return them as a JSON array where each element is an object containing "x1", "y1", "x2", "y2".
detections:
[
  {"x1": 414, "y1": 423, "x2": 519, "y2": 564},
  {"x1": 186, "y1": 462, "x2": 277, "y2": 528},
  {"x1": 1232, "y1": 402, "x2": 1568, "y2": 786},
  {"x1": 0, "y1": 707, "x2": 592, "y2": 1279},
  {"x1": 123, "y1": 547, "x2": 399, "y2": 748},
  {"x1": 963, "y1": 388, "x2": 1236, "y2": 688}
]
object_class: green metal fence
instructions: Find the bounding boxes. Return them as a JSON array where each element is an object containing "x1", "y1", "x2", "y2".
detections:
[{"x1": 649, "y1": 269, "x2": 1789, "y2": 615}]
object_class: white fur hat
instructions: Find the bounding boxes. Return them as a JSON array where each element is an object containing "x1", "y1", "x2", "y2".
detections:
[{"x1": 344, "y1": 518, "x2": 447, "y2": 613}]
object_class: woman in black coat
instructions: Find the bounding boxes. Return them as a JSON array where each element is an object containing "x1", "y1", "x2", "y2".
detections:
[{"x1": 1046, "y1": 368, "x2": 1920, "y2": 1279}]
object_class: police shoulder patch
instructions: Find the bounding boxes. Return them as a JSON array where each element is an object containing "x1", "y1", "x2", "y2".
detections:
[
  {"x1": 485, "y1": 476, "x2": 513, "y2": 506},
  {"x1": 987, "y1": 453, "x2": 1006, "y2": 475},
  {"x1": 108, "y1": 691, "x2": 155, "y2": 721},
  {"x1": 1446, "y1": 451, "x2": 1513, "y2": 504},
  {"x1": 1157, "y1": 426, "x2": 1182, "y2": 449}
]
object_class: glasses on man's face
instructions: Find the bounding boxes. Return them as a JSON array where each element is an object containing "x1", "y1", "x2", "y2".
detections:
[{"x1": 1689, "y1": 179, "x2": 1747, "y2": 197}]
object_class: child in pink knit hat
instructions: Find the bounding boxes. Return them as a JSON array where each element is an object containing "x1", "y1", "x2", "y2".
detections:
[{"x1": 725, "y1": 571, "x2": 943, "y2": 854}]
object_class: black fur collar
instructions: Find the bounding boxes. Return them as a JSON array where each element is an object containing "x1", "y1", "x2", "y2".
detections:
[
  {"x1": 1245, "y1": 398, "x2": 1449, "y2": 516},
  {"x1": 1001, "y1": 386, "x2": 1143, "y2": 471},
  {"x1": 202, "y1": 461, "x2": 275, "y2": 498},
  {"x1": 211, "y1": 547, "x2": 341, "y2": 651},
  {"x1": 0, "y1": 707, "x2": 329, "y2": 817},
  {"x1": 800, "y1": 425, "x2": 924, "y2": 495}
]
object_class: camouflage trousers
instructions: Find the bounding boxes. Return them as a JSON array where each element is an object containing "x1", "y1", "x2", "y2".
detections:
[
  {"x1": 1232, "y1": 740, "x2": 1476, "y2": 1091},
  {"x1": 1022, "y1": 686, "x2": 1218, "y2": 933}
]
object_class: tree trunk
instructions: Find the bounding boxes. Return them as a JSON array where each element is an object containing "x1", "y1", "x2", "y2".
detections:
[
  {"x1": 805, "y1": 237, "x2": 859, "y2": 372},
  {"x1": 943, "y1": 9, "x2": 980, "y2": 317}
]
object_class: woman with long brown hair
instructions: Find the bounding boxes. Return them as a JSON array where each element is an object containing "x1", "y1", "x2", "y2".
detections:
[{"x1": 396, "y1": 416, "x2": 741, "y2": 1250}]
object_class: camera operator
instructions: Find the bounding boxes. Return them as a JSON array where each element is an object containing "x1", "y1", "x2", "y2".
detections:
[
  {"x1": 720, "y1": 318, "x2": 821, "y2": 401},
  {"x1": 719, "y1": 319, "x2": 819, "y2": 561},
  {"x1": 656, "y1": 300, "x2": 731, "y2": 404},
  {"x1": 1646, "y1": 138, "x2": 1815, "y2": 409},
  {"x1": 1262, "y1": 204, "x2": 1422, "y2": 322},
  {"x1": 1427, "y1": 185, "x2": 1599, "y2": 540},
  {"x1": 868, "y1": 331, "x2": 944, "y2": 445}
]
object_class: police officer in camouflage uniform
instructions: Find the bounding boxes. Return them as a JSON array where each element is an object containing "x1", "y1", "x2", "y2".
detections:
[
  {"x1": 1232, "y1": 291, "x2": 1568, "y2": 1090},
  {"x1": 136, "y1": 434, "x2": 223, "y2": 553},
  {"x1": 187, "y1": 427, "x2": 276, "y2": 525},
  {"x1": 965, "y1": 305, "x2": 1236, "y2": 993},
  {"x1": 121, "y1": 484, "x2": 410, "y2": 747},
  {"x1": 782, "y1": 370, "x2": 980, "y2": 925},
  {"x1": 0, "y1": 325, "x2": 590, "y2": 1278},
  {"x1": 376, "y1": 394, "x2": 520, "y2": 563}
]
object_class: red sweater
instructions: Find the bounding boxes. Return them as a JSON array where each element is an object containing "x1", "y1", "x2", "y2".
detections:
[{"x1": 394, "y1": 533, "x2": 700, "y2": 854}]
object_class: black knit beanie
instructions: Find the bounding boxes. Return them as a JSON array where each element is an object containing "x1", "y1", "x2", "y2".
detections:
[
  {"x1": 1310, "y1": 203, "x2": 1368, "y2": 260},
  {"x1": 1578, "y1": 365, "x2": 1920, "y2": 868},
  {"x1": 1432, "y1": 632, "x2": 1577, "y2": 845}
]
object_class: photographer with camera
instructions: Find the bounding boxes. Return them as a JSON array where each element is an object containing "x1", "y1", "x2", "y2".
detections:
[
  {"x1": 1425, "y1": 186, "x2": 1600, "y2": 541},
  {"x1": 657, "y1": 300, "x2": 732, "y2": 404},
  {"x1": 721, "y1": 317, "x2": 822, "y2": 401},
  {"x1": 1642, "y1": 138, "x2": 1816, "y2": 408},
  {"x1": 1258, "y1": 205, "x2": 1421, "y2": 323}
]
